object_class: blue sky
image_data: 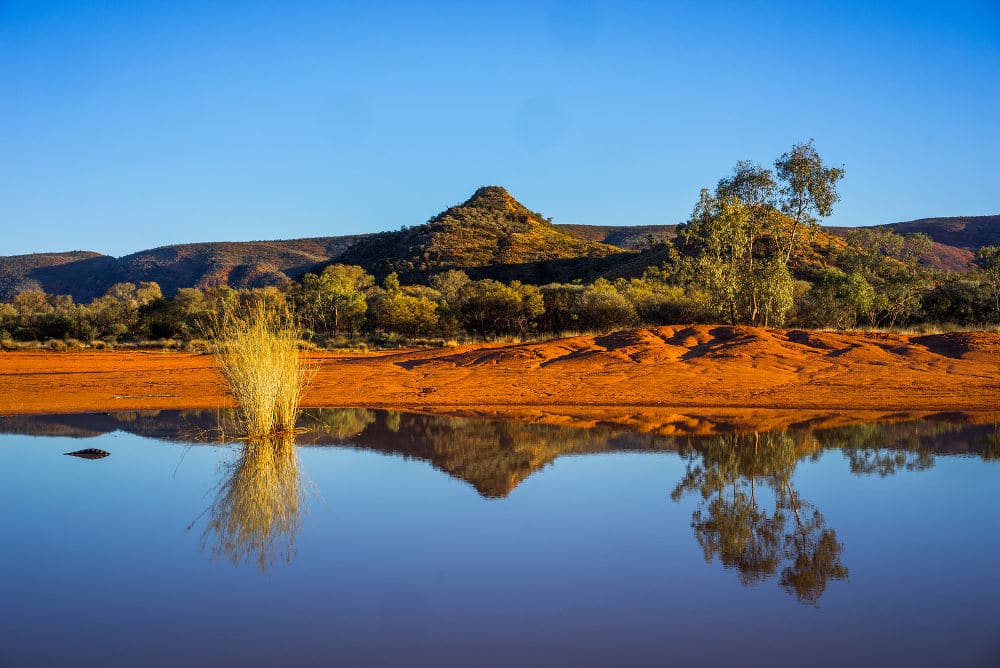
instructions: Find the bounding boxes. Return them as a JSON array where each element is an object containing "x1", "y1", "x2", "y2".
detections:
[{"x1": 1, "y1": 1, "x2": 998, "y2": 257}]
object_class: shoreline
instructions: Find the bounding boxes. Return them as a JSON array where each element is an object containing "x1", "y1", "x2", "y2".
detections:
[{"x1": 1, "y1": 325, "x2": 998, "y2": 432}]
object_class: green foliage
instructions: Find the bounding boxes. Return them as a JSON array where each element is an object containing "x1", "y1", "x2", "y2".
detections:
[
  {"x1": 921, "y1": 276, "x2": 994, "y2": 325},
  {"x1": 838, "y1": 228, "x2": 935, "y2": 327},
  {"x1": 975, "y1": 246, "x2": 1000, "y2": 321},
  {"x1": 774, "y1": 140, "x2": 845, "y2": 263},
  {"x1": 677, "y1": 190, "x2": 794, "y2": 326},
  {"x1": 796, "y1": 267, "x2": 875, "y2": 328},
  {"x1": 2, "y1": 155, "x2": 997, "y2": 342},
  {"x1": 368, "y1": 275, "x2": 440, "y2": 337},
  {"x1": 289, "y1": 264, "x2": 373, "y2": 337},
  {"x1": 754, "y1": 260, "x2": 795, "y2": 327},
  {"x1": 458, "y1": 279, "x2": 544, "y2": 336},
  {"x1": 338, "y1": 186, "x2": 623, "y2": 280}
]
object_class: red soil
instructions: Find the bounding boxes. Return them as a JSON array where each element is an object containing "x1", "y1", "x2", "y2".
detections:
[{"x1": 2, "y1": 325, "x2": 998, "y2": 432}]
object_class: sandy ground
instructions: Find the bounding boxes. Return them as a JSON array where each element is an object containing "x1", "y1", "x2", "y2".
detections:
[{"x1": 1, "y1": 325, "x2": 998, "y2": 432}]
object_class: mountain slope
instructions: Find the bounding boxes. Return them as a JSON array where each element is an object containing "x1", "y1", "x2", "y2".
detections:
[
  {"x1": 0, "y1": 236, "x2": 368, "y2": 301},
  {"x1": 556, "y1": 224, "x2": 679, "y2": 249},
  {"x1": 1, "y1": 204, "x2": 996, "y2": 302},
  {"x1": 337, "y1": 186, "x2": 625, "y2": 280},
  {"x1": 560, "y1": 216, "x2": 1000, "y2": 255},
  {"x1": 0, "y1": 251, "x2": 115, "y2": 301},
  {"x1": 564, "y1": 215, "x2": 999, "y2": 272},
  {"x1": 826, "y1": 215, "x2": 1000, "y2": 272},
  {"x1": 881, "y1": 215, "x2": 1000, "y2": 250}
]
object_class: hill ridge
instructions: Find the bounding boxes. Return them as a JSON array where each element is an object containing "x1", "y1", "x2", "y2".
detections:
[
  {"x1": 1, "y1": 195, "x2": 997, "y2": 301},
  {"x1": 335, "y1": 185, "x2": 624, "y2": 280}
]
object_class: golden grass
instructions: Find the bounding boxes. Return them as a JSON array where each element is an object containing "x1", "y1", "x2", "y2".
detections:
[
  {"x1": 816, "y1": 323, "x2": 1000, "y2": 336},
  {"x1": 210, "y1": 301, "x2": 307, "y2": 437}
]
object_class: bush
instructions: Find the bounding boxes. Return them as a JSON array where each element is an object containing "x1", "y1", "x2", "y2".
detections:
[
  {"x1": 184, "y1": 339, "x2": 212, "y2": 354},
  {"x1": 209, "y1": 302, "x2": 306, "y2": 437}
]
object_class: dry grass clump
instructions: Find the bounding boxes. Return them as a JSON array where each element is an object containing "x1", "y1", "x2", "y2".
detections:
[
  {"x1": 210, "y1": 301, "x2": 307, "y2": 438},
  {"x1": 817, "y1": 323, "x2": 1000, "y2": 336}
]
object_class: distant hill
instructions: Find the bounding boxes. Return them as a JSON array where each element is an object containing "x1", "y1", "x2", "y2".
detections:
[
  {"x1": 563, "y1": 215, "x2": 1000, "y2": 273},
  {"x1": 1, "y1": 199, "x2": 996, "y2": 302},
  {"x1": 881, "y1": 215, "x2": 1000, "y2": 249},
  {"x1": 336, "y1": 186, "x2": 625, "y2": 280},
  {"x1": 555, "y1": 224, "x2": 679, "y2": 250},
  {"x1": 0, "y1": 236, "x2": 368, "y2": 302},
  {"x1": 0, "y1": 251, "x2": 116, "y2": 301},
  {"x1": 827, "y1": 215, "x2": 1000, "y2": 272}
]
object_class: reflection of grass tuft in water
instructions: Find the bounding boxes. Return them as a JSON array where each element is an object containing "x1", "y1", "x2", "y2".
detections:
[
  {"x1": 210, "y1": 302, "x2": 306, "y2": 437},
  {"x1": 202, "y1": 433, "x2": 303, "y2": 571}
]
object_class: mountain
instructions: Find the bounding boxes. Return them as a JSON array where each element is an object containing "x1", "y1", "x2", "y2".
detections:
[
  {"x1": 1, "y1": 193, "x2": 996, "y2": 302},
  {"x1": 561, "y1": 215, "x2": 1000, "y2": 272},
  {"x1": 881, "y1": 215, "x2": 1000, "y2": 250},
  {"x1": 555, "y1": 224, "x2": 679, "y2": 249},
  {"x1": 0, "y1": 236, "x2": 368, "y2": 302},
  {"x1": 0, "y1": 251, "x2": 115, "y2": 301},
  {"x1": 826, "y1": 215, "x2": 1000, "y2": 272},
  {"x1": 829, "y1": 215, "x2": 1000, "y2": 271},
  {"x1": 0, "y1": 187, "x2": 625, "y2": 300},
  {"x1": 336, "y1": 186, "x2": 625, "y2": 281}
]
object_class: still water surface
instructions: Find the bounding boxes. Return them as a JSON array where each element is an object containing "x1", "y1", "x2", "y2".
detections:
[{"x1": 1, "y1": 410, "x2": 998, "y2": 667}]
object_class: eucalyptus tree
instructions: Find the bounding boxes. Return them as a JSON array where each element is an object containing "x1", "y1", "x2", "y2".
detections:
[
  {"x1": 716, "y1": 160, "x2": 779, "y2": 276},
  {"x1": 840, "y1": 228, "x2": 934, "y2": 327},
  {"x1": 975, "y1": 246, "x2": 1000, "y2": 321},
  {"x1": 774, "y1": 140, "x2": 845, "y2": 264},
  {"x1": 677, "y1": 189, "x2": 753, "y2": 324},
  {"x1": 290, "y1": 264, "x2": 373, "y2": 337},
  {"x1": 368, "y1": 272, "x2": 440, "y2": 337},
  {"x1": 677, "y1": 189, "x2": 794, "y2": 326},
  {"x1": 675, "y1": 140, "x2": 843, "y2": 327}
]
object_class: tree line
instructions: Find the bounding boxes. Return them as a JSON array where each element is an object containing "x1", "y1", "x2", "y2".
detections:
[{"x1": 2, "y1": 142, "x2": 999, "y2": 347}]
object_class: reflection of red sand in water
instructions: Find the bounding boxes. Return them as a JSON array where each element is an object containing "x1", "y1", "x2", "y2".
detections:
[{"x1": 1, "y1": 326, "x2": 998, "y2": 432}]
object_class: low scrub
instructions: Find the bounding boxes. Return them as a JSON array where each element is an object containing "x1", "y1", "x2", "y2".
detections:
[{"x1": 210, "y1": 302, "x2": 307, "y2": 438}]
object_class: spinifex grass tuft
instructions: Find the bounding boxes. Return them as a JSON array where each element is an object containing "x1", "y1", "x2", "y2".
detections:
[{"x1": 210, "y1": 301, "x2": 306, "y2": 438}]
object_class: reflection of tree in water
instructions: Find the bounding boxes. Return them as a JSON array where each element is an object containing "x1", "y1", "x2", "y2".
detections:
[
  {"x1": 199, "y1": 433, "x2": 304, "y2": 572},
  {"x1": 981, "y1": 428, "x2": 1000, "y2": 461},
  {"x1": 300, "y1": 408, "x2": 377, "y2": 440},
  {"x1": 775, "y1": 480, "x2": 848, "y2": 605},
  {"x1": 815, "y1": 423, "x2": 938, "y2": 476},
  {"x1": 672, "y1": 432, "x2": 848, "y2": 605}
]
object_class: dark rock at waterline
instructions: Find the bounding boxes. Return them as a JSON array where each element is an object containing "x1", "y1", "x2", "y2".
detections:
[{"x1": 65, "y1": 448, "x2": 110, "y2": 460}]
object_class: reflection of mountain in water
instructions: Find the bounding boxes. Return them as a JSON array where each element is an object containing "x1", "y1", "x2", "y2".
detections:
[
  {"x1": 5, "y1": 409, "x2": 996, "y2": 598},
  {"x1": 2, "y1": 409, "x2": 997, "y2": 497},
  {"x1": 0, "y1": 410, "x2": 221, "y2": 441},
  {"x1": 309, "y1": 410, "x2": 678, "y2": 497}
]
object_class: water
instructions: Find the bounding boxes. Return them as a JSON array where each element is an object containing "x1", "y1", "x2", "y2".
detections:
[{"x1": 1, "y1": 410, "x2": 998, "y2": 667}]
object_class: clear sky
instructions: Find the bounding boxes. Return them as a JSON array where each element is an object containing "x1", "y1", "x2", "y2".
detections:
[{"x1": 2, "y1": 1, "x2": 998, "y2": 257}]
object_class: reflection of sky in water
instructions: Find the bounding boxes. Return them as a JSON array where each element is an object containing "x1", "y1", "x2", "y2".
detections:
[{"x1": 0, "y1": 412, "x2": 998, "y2": 667}]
